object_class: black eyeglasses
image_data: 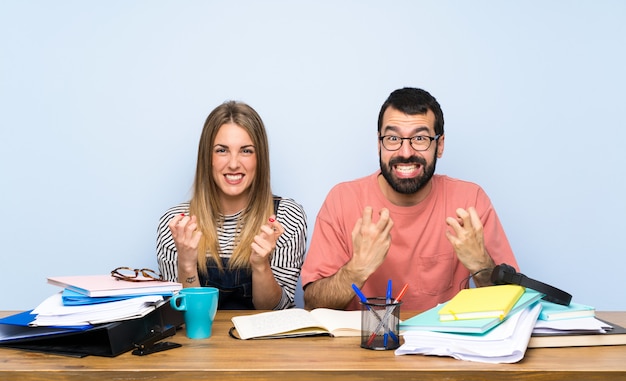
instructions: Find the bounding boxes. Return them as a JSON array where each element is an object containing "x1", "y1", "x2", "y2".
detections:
[
  {"x1": 379, "y1": 134, "x2": 441, "y2": 152},
  {"x1": 111, "y1": 267, "x2": 163, "y2": 282}
]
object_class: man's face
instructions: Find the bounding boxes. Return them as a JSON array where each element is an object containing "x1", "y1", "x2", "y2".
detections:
[{"x1": 378, "y1": 107, "x2": 443, "y2": 195}]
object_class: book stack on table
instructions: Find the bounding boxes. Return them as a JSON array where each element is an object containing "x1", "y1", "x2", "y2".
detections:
[
  {"x1": 396, "y1": 285, "x2": 543, "y2": 363},
  {"x1": 397, "y1": 285, "x2": 626, "y2": 363},
  {"x1": 25, "y1": 274, "x2": 182, "y2": 326},
  {"x1": 0, "y1": 273, "x2": 184, "y2": 357},
  {"x1": 529, "y1": 300, "x2": 626, "y2": 348}
]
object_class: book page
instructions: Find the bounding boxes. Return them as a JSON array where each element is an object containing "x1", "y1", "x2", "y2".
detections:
[
  {"x1": 232, "y1": 309, "x2": 328, "y2": 340},
  {"x1": 309, "y1": 308, "x2": 361, "y2": 336}
]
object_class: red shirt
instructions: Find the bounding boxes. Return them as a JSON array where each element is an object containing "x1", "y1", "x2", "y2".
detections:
[{"x1": 301, "y1": 172, "x2": 518, "y2": 311}]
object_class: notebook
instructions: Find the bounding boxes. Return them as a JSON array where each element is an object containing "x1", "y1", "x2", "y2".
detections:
[
  {"x1": 538, "y1": 300, "x2": 595, "y2": 321},
  {"x1": 401, "y1": 289, "x2": 542, "y2": 334},
  {"x1": 48, "y1": 274, "x2": 182, "y2": 297},
  {"x1": 438, "y1": 284, "x2": 525, "y2": 321}
]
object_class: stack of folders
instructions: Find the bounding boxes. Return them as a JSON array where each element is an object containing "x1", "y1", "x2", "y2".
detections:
[
  {"x1": 5, "y1": 274, "x2": 182, "y2": 328},
  {"x1": 529, "y1": 300, "x2": 626, "y2": 348},
  {"x1": 31, "y1": 274, "x2": 182, "y2": 326},
  {"x1": 396, "y1": 285, "x2": 544, "y2": 363},
  {"x1": 0, "y1": 274, "x2": 184, "y2": 357}
]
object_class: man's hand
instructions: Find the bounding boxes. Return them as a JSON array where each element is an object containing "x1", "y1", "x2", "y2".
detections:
[
  {"x1": 347, "y1": 207, "x2": 394, "y2": 283},
  {"x1": 445, "y1": 207, "x2": 494, "y2": 284}
]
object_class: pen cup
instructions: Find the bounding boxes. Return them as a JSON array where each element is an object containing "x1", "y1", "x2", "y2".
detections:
[{"x1": 359, "y1": 297, "x2": 402, "y2": 350}]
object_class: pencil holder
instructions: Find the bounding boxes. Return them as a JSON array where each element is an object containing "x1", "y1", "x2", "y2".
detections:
[{"x1": 359, "y1": 297, "x2": 402, "y2": 350}]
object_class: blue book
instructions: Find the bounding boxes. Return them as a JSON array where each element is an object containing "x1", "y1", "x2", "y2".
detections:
[
  {"x1": 0, "y1": 311, "x2": 91, "y2": 343},
  {"x1": 538, "y1": 300, "x2": 595, "y2": 321},
  {"x1": 400, "y1": 289, "x2": 543, "y2": 334},
  {"x1": 61, "y1": 288, "x2": 174, "y2": 306}
]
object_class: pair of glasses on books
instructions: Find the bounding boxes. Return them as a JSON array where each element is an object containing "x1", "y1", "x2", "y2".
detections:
[{"x1": 111, "y1": 267, "x2": 163, "y2": 282}]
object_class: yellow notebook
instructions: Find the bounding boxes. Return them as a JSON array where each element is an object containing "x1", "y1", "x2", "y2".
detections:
[{"x1": 438, "y1": 285, "x2": 525, "y2": 321}]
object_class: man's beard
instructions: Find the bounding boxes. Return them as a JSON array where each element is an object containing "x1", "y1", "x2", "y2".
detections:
[{"x1": 379, "y1": 154, "x2": 437, "y2": 194}]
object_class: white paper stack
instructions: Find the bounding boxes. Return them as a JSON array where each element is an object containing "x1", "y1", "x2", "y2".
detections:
[
  {"x1": 395, "y1": 302, "x2": 542, "y2": 363},
  {"x1": 30, "y1": 292, "x2": 164, "y2": 326}
]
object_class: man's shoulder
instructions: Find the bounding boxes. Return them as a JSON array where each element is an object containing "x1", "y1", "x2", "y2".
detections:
[
  {"x1": 433, "y1": 175, "x2": 488, "y2": 201},
  {"x1": 434, "y1": 174, "x2": 483, "y2": 190},
  {"x1": 328, "y1": 172, "x2": 377, "y2": 193}
]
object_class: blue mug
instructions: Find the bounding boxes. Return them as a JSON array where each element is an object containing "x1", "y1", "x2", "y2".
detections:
[{"x1": 170, "y1": 287, "x2": 219, "y2": 339}]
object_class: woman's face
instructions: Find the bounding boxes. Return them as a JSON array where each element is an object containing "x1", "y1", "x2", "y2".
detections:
[{"x1": 211, "y1": 122, "x2": 257, "y2": 213}]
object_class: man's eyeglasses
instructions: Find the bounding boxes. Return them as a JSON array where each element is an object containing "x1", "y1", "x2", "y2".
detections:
[
  {"x1": 111, "y1": 267, "x2": 163, "y2": 282},
  {"x1": 379, "y1": 134, "x2": 441, "y2": 152}
]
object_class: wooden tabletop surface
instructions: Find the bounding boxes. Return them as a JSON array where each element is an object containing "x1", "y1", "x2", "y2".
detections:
[{"x1": 1, "y1": 310, "x2": 626, "y2": 381}]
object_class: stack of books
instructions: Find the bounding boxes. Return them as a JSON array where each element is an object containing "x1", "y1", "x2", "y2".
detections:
[
  {"x1": 397, "y1": 285, "x2": 543, "y2": 363},
  {"x1": 31, "y1": 274, "x2": 183, "y2": 326},
  {"x1": 0, "y1": 273, "x2": 184, "y2": 356},
  {"x1": 529, "y1": 299, "x2": 626, "y2": 348},
  {"x1": 398, "y1": 285, "x2": 626, "y2": 362}
]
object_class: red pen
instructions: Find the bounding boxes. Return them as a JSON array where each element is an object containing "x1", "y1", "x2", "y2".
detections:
[{"x1": 395, "y1": 284, "x2": 409, "y2": 303}]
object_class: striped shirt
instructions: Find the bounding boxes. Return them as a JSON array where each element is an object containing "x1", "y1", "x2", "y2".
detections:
[{"x1": 156, "y1": 198, "x2": 307, "y2": 309}]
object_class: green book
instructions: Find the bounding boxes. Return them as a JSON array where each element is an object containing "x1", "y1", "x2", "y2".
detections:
[
  {"x1": 400, "y1": 289, "x2": 543, "y2": 334},
  {"x1": 538, "y1": 300, "x2": 595, "y2": 321}
]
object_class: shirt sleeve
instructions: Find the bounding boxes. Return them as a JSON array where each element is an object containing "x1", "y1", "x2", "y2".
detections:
[
  {"x1": 476, "y1": 189, "x2": 519, "y2": 270},
  {"x1": 270, "y1": 198, "x2": 308, "y2": 309},
  {"x1": 156, "y1": 203, "x2": 190, "y2": 282},
  {"x1": 300, "y1": 184, "x2": 355, "y2": 288}
]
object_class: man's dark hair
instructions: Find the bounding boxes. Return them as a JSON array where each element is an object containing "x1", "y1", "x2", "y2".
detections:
[{"x1": 377, "y1": 87, "x2": 444, "y2": 136}]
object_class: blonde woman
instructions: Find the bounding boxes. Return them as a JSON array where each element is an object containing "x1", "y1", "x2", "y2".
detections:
[{"x1": 157, "y1": 101, "x2": 307, "y2": 309}]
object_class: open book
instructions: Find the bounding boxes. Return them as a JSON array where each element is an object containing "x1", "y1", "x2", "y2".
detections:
[{"x1": 231, "y1": 308, "x2": 361, "y2": 339}]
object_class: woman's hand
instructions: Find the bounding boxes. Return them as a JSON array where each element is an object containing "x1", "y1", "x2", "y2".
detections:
[
  {"x1": 168, "y1": 213, "x2": 203, "y2": 272},
  {"x1": 250, "y1": 215, "x2": 284, "y2": 269}
]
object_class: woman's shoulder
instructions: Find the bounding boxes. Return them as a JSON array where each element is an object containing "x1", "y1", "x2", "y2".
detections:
[
  {"x1": 159, "y1": 202, "x2": 191, "y2": 222},
  {"x1": 274, "y1": 197, "x2": 307, "y2": 228},
  {"x1": 275, "y1": 197, "x2": 305, "y2": 215}
]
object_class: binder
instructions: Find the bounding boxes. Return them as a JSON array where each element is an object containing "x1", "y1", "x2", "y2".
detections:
[{"x1": 0, "y1": 301, "x2": 183, "y2": 357}]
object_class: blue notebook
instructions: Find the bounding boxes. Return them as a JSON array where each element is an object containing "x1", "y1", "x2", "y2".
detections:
[
  {"x1": 538, "y1": 300, "x2": 595, "y2": 321},
  {"x1": 61, "y1": 288, "x2": 174, "y2": 306},
  {"x1": 0, "y1": 310, "x2": 91, "y2": 344},
  {"x1": 400, "y1": 288, "x2": 543, "y2": 334}
]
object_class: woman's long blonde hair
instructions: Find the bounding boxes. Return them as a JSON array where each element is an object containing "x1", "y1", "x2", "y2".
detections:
[{"x1": 189, "y1": 101, "x2": 274, "y2": 273}]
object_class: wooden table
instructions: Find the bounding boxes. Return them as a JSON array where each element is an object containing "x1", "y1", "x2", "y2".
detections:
[{"x1": 1, "y1": 310, "x2": 625, "y2": 380}]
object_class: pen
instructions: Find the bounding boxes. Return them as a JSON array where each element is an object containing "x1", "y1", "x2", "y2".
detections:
[
  {"x1": 395, "y1": 283, "x2": 409, "y2": 302},
  {"x1": 384, "y1": 280, "x2": 392, "y2": 347},
  {"x1": 351, "y1": 283, "x2": 370, "y2": 308}
]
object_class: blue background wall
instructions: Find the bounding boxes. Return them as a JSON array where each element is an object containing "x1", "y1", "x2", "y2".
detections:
[{"x1": 1, "y1": 1, "x2": 624, "y2": 310}]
